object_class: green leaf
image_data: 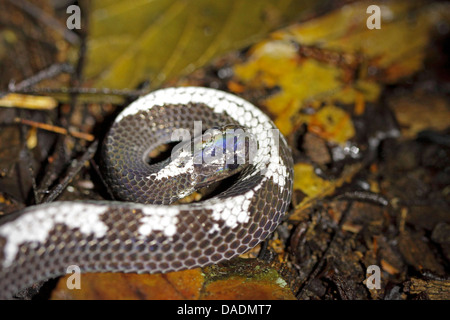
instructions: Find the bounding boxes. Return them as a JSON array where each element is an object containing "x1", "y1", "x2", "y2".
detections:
[{"x1": 83, "y1": 0, "x2": 324, "y2": 90}]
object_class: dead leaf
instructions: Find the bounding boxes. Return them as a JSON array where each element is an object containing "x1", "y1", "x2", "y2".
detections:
[
  {"x1": 51, "y1": 259, "x2": 295, "y2": 300},
  {"x1": 52, "y1": 269, "x2": 204, "y2": 300},
  {"x1": 0, "y1": 94, "x2": 57, "y2": 110},
  {"x1": 232, "y1": 0, "x2": 450, "y2": 135},
  {"x1": 389, "y1": 93, "x2": 450, "y2": 139}
]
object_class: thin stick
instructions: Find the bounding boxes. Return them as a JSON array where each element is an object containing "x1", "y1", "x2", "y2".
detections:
[
  {"x1": 7, "y1": 0, "x2": 80, "y2": 45},
  {"x1": 8, "y1": 63, "x2": 74, "y2": 92},
  {"x1": 5, "y1": 87, "x2": 146, "y2": 97},
  {"x1": 43, "y1": 140, "x2": 99, "y2": 203},
  {"x1": 14, "y1": 117, "x2": 95, "y2": 141}
]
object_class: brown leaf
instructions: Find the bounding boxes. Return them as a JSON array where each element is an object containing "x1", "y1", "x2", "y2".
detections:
[
  {"x1": 51, "y1": 259, "x2": 295, "y2": 300},
  {"x1": 51, "y1": 269, "x2": 204, "y2": 300}
]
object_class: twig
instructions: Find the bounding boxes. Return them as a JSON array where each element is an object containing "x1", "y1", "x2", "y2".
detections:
[
  {"x1": 5, "y1": 87, "x2": 146, "y2": 98},
  {"x1": 7, "y1": 0, "x2": 80, "y2": 45},
  {"x1": 334, "y1": 190, "x2": 389, "y2": 206},
  {"x1": 14, "y1": 117, "x2": 95, "y2": 141},
  {"x1": 42, "y1": 140, "x2": 99, "y2": 203},
  {"x1": 67, "y1": 0, "x2": 89, "y2": 128},
  {"x1": 8, "y1": 63, "x2": 74, "y2": 92}
]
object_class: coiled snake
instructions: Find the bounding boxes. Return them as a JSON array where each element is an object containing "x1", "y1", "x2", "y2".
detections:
[{"x1": 0, "y1": 87, "x2": 293, "y2": 299}]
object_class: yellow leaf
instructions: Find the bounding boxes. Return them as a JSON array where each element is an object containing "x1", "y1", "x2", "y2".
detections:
[
  {"x1": 232, "y1": 0, "x2": 450, "y2": 136},
  {"x1": 293, "y1": 163, "x2": 330, "y2": 198},
  {"x1": 307, "y1": 105, "x2": 355, "y2": 145},
  {"x1": 0, "y1": 94, "x2": 57, "y2": 110}
]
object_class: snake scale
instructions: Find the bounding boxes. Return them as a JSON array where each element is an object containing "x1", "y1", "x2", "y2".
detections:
[{"x1": 0, "y1": 87, "x2": 293, "y2": 299}]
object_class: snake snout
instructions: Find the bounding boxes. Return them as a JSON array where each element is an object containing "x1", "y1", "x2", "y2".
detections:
[{"x1": 173, "y1": 124, "x2": 257, "y2": 190}]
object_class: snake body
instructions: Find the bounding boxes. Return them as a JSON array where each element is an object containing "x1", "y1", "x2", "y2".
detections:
[{"x1": 0, "y1": 87, "x2": 293, "y2": 298}]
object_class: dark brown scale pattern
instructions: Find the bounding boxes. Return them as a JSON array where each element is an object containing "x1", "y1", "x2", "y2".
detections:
[{"x1": 0, "y1": 88, "x2": 293, "y2": 299}]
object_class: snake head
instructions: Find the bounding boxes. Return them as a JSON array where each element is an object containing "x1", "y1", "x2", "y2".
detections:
[{"x1": 188, "y1": 124, "x2": 257, "y2": 189}]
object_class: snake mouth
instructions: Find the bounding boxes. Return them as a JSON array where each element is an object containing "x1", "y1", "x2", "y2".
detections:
[{"x1": 174, "y1": 168, "x2": 249, "y2": 204}]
